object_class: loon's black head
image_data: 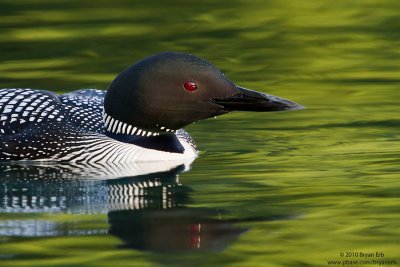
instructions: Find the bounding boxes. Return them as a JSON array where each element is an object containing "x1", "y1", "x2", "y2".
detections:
[{"x1": 104, "y1": 52, "x2": 303, "y2": 136}]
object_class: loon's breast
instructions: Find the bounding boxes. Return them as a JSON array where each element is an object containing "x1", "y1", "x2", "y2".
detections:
[{"x1": 0, "y1": 88, "x2": 197, "y2": 162}]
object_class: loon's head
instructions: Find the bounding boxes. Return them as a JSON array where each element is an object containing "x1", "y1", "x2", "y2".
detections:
[{"x1": 104, "y1": 52, "x2": 303, "y2": 136}]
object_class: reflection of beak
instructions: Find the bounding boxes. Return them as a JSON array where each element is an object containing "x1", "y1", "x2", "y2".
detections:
[{"x1": 211, "y1": 86, "x2": 305, "y2": 112}]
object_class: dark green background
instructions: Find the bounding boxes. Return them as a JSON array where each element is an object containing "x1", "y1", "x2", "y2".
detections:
[{"x1": 0, "y1": 0, "x2": 399, "y2": 266}]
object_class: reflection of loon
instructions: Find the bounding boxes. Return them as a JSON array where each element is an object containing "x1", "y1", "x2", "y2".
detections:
[{"x1": 0, "y1": 162, "x2": 246, "y2": 252}]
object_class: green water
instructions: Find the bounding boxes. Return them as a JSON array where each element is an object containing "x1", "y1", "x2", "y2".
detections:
[{"x1": 0, "y1": 1, "x2": 399, "y2": 266}]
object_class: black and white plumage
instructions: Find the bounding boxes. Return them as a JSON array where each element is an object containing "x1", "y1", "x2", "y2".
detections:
[
  {"x1": 0, "y1": 52, "x2": 303, "y2": 163},
  {"x1": 0, "y1": 88, "x2": 197, "y2": 162}
]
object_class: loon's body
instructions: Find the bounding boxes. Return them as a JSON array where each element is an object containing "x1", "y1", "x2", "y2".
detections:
[
  {"x1": 0, "y1": 88, "x2": 196, "y2": 162},
  {"x1": 0, "y1": 52, "x2": 303, "y2": 163}
]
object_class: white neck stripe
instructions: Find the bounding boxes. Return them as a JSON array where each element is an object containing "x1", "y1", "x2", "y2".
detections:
[{"x1": 103, "y1": 112, "x2": 175, "y2": 137}]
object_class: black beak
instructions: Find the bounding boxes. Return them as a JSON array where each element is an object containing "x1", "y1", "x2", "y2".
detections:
[{"x1": 211, "y1": 86, "x2": 304, "y2": 112}]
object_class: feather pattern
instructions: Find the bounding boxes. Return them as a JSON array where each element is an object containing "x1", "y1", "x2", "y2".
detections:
[{"x1": 0, "y1": 88, "x2": 197, "y2": 162}]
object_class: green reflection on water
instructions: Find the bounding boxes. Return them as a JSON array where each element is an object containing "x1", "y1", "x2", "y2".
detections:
[{"x1": 0, "y1": 0, "x2": 399, "y2": 266}]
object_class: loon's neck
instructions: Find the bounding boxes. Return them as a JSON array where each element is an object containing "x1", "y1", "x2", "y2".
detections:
[
  {"x1": 102, "y1": 111, "x2": 176, "y2": 137},
  {"x1": 102, "y1": 111, "x2": 185, "y2": 153}
]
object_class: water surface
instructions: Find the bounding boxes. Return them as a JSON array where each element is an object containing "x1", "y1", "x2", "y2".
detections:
[{"x1": 0, "y1": 1, "x2": 399, "y2": 266}]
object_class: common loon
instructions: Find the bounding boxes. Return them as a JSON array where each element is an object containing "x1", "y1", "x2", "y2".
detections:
[{"x1": 0, "y1": 52, "x2": 303, "y2": 162}]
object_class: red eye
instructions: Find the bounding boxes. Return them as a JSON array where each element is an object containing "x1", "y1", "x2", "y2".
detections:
[{"x1": 183, "y1": 81, "x2": 197, "y2": 92}]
